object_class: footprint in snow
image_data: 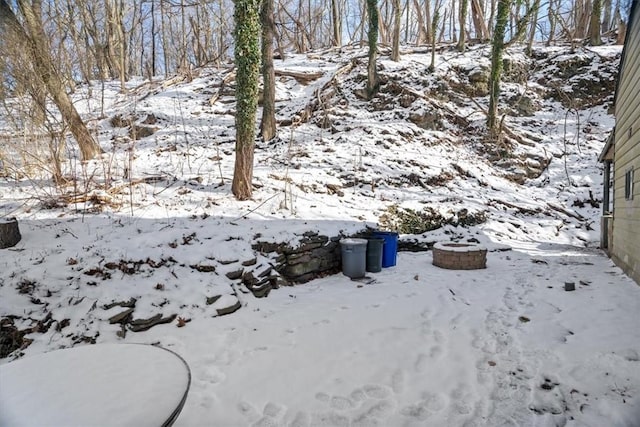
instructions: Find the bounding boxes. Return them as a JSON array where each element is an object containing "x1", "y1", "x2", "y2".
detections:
[
  {"x1": 330, "y1": 396, "x2": 356, "y2": 411},
  {"x1": 400, "y1": 393, "x2": 446, "y2": 420},
  {"x1": 288, "y1": 411, "x2": 311, "y2": 427},
  {"x1": 363, "y1": 384, "x2": 393, "y2": 399},
  {"x1": 451, "y1": 384, "x2": 476, "y2": 416},
  {"x1": 350, "y1": 388, "x2": 366, "y2": 403},
  {"x1": 351, "y1": 399, "x2": 396, "y2": 427},
  {"x1": 311, "y1": 411, "x2": 349, "y2": 427},
  {"x1": 201, "y1": 365, "x2": 226, "y2": 384}
]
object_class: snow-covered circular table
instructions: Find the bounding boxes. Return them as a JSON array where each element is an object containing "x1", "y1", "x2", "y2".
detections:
[{"x1": 0, "y1": 343, "x2": 191, "y2": 427}]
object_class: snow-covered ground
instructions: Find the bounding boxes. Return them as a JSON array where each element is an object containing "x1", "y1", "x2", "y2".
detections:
[{"x1": 1, "y1": 43, "x2": 639, "y2": 426}]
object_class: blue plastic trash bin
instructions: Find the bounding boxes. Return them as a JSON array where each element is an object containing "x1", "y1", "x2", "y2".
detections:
[{"x1": 372, "y1": 231, "x2": 398, "y2": 268}]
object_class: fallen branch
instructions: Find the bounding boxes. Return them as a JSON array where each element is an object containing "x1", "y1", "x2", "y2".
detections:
[
  {"x1": 274, "y1": 69, "x2": 324, "y2": 83},
  {"x1": 488, "y1": 199, "x2": 542, "y2": 215},
  {"x1": 547, "y1": 202, "x2": 586, "y2": 221}
]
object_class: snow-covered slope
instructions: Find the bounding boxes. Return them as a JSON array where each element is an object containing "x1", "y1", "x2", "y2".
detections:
[{"x1": 2, "y1": 43, "x2": 639, "y2": 426}]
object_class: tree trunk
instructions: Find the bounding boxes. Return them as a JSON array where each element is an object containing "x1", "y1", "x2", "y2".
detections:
[
  {"x1": 487, "y1": 0, "x2": 511, "y2": 135},
  {"x1": 429, "y1": 2, "x2": 440, "y2": 71},
  {"x1": 0, "y1": 217, "x2": 21, "y2": 249},
  {"x1": 546, "y1": 0, "x2": 557, "y2": 45},
  {"x1": 232, "y1": 0, "x2": 261, "y2": 200},
  {"x1": 574, "y1": 0, "x2": 591, "y2": 39},
  {"x1": 458, "y1": 0, "x2": 469, "y2": 51},
  {"x1": 331, "y1": 0, "x2": 342, "y2": 46},
  {"x1": 391, "y1": 0, "x2": 401, "y2": 60},
  {"x1": 588, "y1": 0, "x2": 602, "y2": 45},
  {"x1": 616, "y1": 17, "x2": 626, "y2": 44},
  {"x1": 601, "y1": 0, "x2": 612, "y2": 32},
  {"x1": 260, "y1": 0, "x2": 277, "y2": 141},
  {"x1": 0, "y1": 0, "x2": 102, "y2": 161},
  {"x1": 526, "y1": 0, "x2": 541, "y2": 54},
  {"x1": 471, "y1": 0, "x2": 490, "y2": 41},
  {"x1": 412, "y1": 0, "x2": 428, "y2": 44},
  {"x1": 151, "y1": 0, "x2": 156, "y2": 76},
  {"x1": 366, "y1": 0, "x2": 379, "y2": 98}
]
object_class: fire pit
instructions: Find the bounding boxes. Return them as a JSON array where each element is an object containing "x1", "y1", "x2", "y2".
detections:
[{"x1": 432, "y1": 242, "x2": 487, "y2": 270}]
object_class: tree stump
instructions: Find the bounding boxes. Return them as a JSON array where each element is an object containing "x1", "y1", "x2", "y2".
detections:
[{"x1": 0, "y1": 217, "x2": 21, "y2": 249}]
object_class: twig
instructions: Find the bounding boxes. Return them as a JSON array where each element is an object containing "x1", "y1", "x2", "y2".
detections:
[{"x1": 231, "y1": 192, "x2": 281, "y2": 222}]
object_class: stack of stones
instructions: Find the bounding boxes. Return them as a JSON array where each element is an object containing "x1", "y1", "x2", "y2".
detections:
[{"x1": 253, "y1": 232, "x2": 345, "y2": 284}]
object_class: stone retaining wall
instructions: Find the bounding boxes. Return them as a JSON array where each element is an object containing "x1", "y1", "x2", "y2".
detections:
[{"x1": 253, "y1": 232, "x2": 343, "y2": 284}]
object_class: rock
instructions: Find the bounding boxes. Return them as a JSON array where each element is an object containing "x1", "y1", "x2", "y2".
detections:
[
  {"x1": 212, "y1": 295, "x2": 242, "y2": 316},
  {"x1": 129, "y1": 125, "x2": 157, "y2": 140},
  {"x1": 225, "y1": 269, "x2": 244, "y2": 280},
  {"x1": 103, "y1": 298, "x2": 137, "y2": 310},
  {"x1": 217, "y1": 300, "x2": 242, "y2": 316},
  {"x1": 190, "y1": 264, "x2": 216, "y2": 273},
  {"x1": 241, "y1": 257, "x2": 257, "y2": 267},
  {"x1": 242, "y1": 271, "x2": 258, "y2": 287},
  {"x1": 408, "y1": 108, "x2": 443, "y2": 130},
  {"x1": 109, "y1": 114, "x2": 135, "y2": 128},
  {"x1": 467, "y1": 66, "x2": 490, "y2": 96},
  {"x1": 502, "y1": 56, "x2": 530, "y2": 84},
  {"x1": 206, "y1": 295, "x2": 222, "y2": 305},
  {"x1": 142, "y1": 113, "x2": 158, "y2": 124},
  {"x1": 128, "y1": 313, "x2": 177, "y2": 332},
  {"x1": 108, "y1": 308, "x2": 134, "y2": 324},
  {"x1": 247, "y1": 278, "x2": 272, "y2": 298},
  {"x1": 257, "y1": 266, "x2": 273, "y2": 277},
  {"x1": 509, "y1": 94, "x2": 539, "y2": 116}
]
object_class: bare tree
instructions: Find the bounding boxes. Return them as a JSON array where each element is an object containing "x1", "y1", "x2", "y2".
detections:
[
  {"x1": 391, "y1": 0, "x2": 401, "y2": 60},
  {"x1": 105, "y1": 0, "x2": 127, "y2": 91},
  {"x1": 0, "y1": 0, "x2": 102, "y2": 161},
  {"x1": 331, "y1": 0, "x2": 343, "y2": 46},
  {"x1": 366, "y1": 0, "x2": 380, "y2": 98},
  {"x1": 458, "y1": 0, "x2": 469, "y2": 50},
  {"x1": 261, "y1": 0, "x2": 277, "y2": 141},
  {"x1": 526, "y1": 0, "x2": 541, "y2": 54},
  {"x1": 471, "y1": 0, "x2": 490, "y2": 41},
  {"x1": 487, "y1": 0, "x2": 511, "y2": 135},
  {"x1": 588, "y1": 0, "x2": 602, "y2": 44}
]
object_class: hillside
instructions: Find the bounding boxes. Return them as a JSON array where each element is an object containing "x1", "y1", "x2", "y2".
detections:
[{"x1": 2, "y1": 43, "x2": 640, "y2": 426}]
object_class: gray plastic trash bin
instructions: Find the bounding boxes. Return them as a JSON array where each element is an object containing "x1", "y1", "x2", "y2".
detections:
[
  {"x1": 366, "y1": 237, "x2": 384, "y2": 273},
  {"x1": 340, "y1": 238, "x2": 367, "y2": 279}
]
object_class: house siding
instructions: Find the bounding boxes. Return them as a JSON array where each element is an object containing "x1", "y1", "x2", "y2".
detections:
[{"x1": 613, "y1": 0, "x2": 640, "y2": 284}]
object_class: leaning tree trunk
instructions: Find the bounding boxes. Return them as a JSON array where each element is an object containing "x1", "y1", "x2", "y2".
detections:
[
  {"x1": 0, "y1": 0, "x2": 102, "y2": 161},
  {"x1": 0, "y1": 218, "x2": 21, "y2": 249},
  {"x1": 232, "y1": 0, "x2": 261, "y2": 200},
  {"x1": 260, "y1": 0, "x2": 277, "y2": 141}
]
